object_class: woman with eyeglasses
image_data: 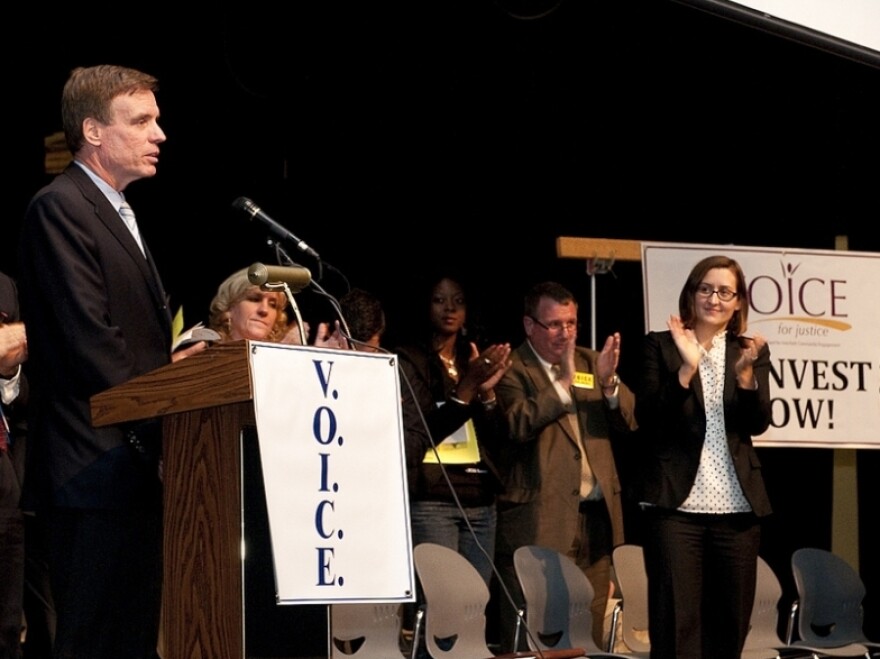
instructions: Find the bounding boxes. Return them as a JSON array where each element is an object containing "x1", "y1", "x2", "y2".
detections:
[{"x1": 636, "y1": 255, "x2": 772, "y2": 659}]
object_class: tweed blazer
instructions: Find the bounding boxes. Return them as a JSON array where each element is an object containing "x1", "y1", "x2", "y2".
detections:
[{"x1": 495, "y1": 341, "x2": 637, "y2": 554}]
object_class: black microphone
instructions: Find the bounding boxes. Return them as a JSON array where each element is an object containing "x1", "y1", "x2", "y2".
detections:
[
  {"x1": 247, "y1": 262, "x2": 312, "y2": 293},
  {"x1": 233, "y1": 197, "x2": 320, "y2": 260}
]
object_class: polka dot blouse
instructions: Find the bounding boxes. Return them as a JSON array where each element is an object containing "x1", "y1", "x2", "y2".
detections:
[{"x1": 680, "y1": 331, "x2": 752, "y2": 514}]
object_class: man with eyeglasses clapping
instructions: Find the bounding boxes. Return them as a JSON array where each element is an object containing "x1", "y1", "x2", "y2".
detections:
[{"x1": 493, "y1": 281, "x2": 638, "y2": 652}]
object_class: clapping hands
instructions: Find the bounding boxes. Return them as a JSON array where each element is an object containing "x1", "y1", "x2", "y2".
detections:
[
  {"x1": 455, "y1": 342, "x2": 512, "y2": 403},
  {"x1": 735, "y1": 333, "x2": 766, "y2": 389}
]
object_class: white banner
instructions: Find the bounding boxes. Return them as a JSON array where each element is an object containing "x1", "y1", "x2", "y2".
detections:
[
  {"x1": 248, "y1": 342, "x2": 414, "y2": 603},
  {"x1": 642, "y1": 242, "x2": 880, "y2": 449}
]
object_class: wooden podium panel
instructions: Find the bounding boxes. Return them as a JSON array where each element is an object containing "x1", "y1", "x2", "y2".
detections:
[
  {"x1": 163, "y1": 401, "x2": 253, "y2": 659},
  {"x1": 92, "y1": 342, "x2": 254, "y2": 659}
]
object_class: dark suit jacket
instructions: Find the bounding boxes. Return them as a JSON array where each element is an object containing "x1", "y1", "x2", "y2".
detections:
[
  {"x1": 0, "y1": 271, "x2": 25, "y2": 659},
  {"x1": 18, "y1": 164, "x2": 172, "y2": 510},
  {"x1": 635, "y1": 330, "x2": 772, "y2": 517},
  {"x1": 1, "y1": 271, "x2": 27, "y2": 501},
  {"x1": 0, "y1": 272, "x2": 27, "y2": 433},
  {"x1": 495, "y1": 341, "x2": 637, "y2": 555},
  {"x1": 0, "y1": 272, "x2": 19, "y2": 319}
]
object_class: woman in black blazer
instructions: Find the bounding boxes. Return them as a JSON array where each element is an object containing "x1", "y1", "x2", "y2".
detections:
[{"x1": 636, "y1": 255, "x2": 772, "y2": 659}]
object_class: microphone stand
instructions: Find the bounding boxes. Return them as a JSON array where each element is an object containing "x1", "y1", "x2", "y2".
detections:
[
  {"x1": 271, "y1": 242, "x2": 353, "y2": 345},
  {"x1": 263, "y1": 281, "x2": 307, "y2": 345}
]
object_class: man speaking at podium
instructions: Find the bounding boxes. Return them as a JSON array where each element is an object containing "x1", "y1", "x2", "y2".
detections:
[{"x1": 18, "y1": 65, "x2": 202, "y2": 659}]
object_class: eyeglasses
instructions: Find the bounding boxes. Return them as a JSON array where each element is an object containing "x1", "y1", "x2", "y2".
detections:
[
  {"x1": 696, "y1": 283, "x2": 738, "y2": 302},
  {"x1": 529, "y1": 316, "x2": 578, "y2": 334}
]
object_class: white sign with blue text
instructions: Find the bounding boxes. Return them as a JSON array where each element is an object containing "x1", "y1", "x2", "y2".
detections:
[
  {"x1": 249, "y1": 342, "x2": 414, "y2": 603},
  {"x1": 642, "y1": 242, "x2": 880, "y2": 449}
]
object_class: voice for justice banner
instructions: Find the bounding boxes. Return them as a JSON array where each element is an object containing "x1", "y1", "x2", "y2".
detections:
[
  {"x1": 248, "y1": 342, "x2": 415, "y2": 604},
  {"x1": 641, "y1": 242, "x2": 880, "y2": 450}
]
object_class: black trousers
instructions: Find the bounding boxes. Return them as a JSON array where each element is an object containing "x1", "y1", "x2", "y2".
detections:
[
  {"x1": 570, "y1": 499, "x2": 614, "y2": 650},
  {"x1": 23, "y1": 511, "x2": 55, "y2": 659},
  {"x1": 642, "y1": 508, "x2": 760, "y2": 659},
  {"x1": 43, "y1": 507, "x2": 162, "y2": 659},
  {"x1": 0, "y1": 448, "x2": 24, "y2": 659}
]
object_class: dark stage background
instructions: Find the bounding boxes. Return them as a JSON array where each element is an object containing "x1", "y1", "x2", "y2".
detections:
[{"x1": 4, "y1": 0, "x2": 879, "y2": 652}]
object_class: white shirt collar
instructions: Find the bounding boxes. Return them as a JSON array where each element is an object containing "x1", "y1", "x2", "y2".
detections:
[
  {"x1": 527, "y1": 340, "x2": 557, "y2": 379},
  {"x1": 73, "y1": 160, "x2": 125, "y2": 211}
]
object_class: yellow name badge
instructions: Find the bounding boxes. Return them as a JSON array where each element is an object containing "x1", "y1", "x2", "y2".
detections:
[{"x1": 572, "y1": 372, "x2": 594, "y2": 389}]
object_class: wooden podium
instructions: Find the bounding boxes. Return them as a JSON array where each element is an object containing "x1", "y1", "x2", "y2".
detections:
[{"x1": 92, "y1": 341, "x2": 255, "y2": 659}]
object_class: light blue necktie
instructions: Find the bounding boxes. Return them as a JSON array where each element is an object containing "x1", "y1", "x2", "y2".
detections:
[{"x1": 119, "y1": 201, "x2": 146, "y2": 257}]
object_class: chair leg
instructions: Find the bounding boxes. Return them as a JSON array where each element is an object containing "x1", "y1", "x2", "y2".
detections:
[
  {"x1": 513, "y1": 607, "x2": 524, "y2": 653},
  {"x1": 785, "y1": 600, "x2": 798, "y2": 645},
  {"x1": 411, "y1": 606, "x2": 425, "y2": 659},
  {"x1": 607, "y1": 600, "x2": 622, "y2": 652}
]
